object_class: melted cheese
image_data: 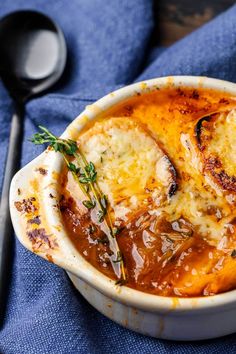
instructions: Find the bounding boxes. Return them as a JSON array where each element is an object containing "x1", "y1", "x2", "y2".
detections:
[
  {"x1": 205, "y1": 109, "x2": 236, "y2": 176},
  {"x1": 74, "y1": 117, "x2": 175, "y2": 220}
]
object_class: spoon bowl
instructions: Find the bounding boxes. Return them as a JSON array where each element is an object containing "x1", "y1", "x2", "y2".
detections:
[{"x1": 0, "y1": 10, "x2": 66, "y2": 102}]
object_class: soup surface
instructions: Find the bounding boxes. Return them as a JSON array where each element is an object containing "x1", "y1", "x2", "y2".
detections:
[{"x1": 60, "y1": 86, "x2": 236, "y2": 297}]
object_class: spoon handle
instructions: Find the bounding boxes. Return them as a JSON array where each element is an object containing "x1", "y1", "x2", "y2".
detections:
[{"x1": 0, "y1": 104, "x2": 23, "y2": 324}]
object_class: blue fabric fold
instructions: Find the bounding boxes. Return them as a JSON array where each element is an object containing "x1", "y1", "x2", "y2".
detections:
[{"x1": 1, "y1": 1, "x2": 236, "y2": 353}]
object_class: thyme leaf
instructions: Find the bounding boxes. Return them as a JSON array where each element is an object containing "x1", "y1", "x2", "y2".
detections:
[
  {"x1": 30, "y1": 125, "x2": 126, "y2": 284},
  {"x1": 68, "y1": 162, "x2": 80, "y2": 174},
  {"x1": 82, "y1": 200, "x2": 96, "y2": 209},
  {"x1": 97, "y1": 209, "x2": 106, "y2": 223},
  {"x1": 101, "y1": 195, "x2": 108, "y2": 209}
]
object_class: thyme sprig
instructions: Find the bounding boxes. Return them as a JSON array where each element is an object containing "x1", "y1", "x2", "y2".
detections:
[{"x1": 30, "y1": 126, "x2": 126, "y2": 282}]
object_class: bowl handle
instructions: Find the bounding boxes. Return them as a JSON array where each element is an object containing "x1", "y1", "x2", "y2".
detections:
[{"x1": 10, "y1": 152, "x2": 63, "y2": 265}]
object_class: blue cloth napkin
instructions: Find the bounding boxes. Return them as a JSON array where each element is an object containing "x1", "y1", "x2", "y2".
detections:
[{"x1": 1, "y1": 1, "x2": 236, "y2": 353}]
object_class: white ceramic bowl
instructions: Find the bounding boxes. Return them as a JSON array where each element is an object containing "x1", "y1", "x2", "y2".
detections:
[{"x1": 10, "y1": 76, "x2": 236, "y2": 341}]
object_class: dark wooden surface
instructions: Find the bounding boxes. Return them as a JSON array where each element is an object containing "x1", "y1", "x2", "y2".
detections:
[{"x1": 154, "y1": 0, "x2": 235, "y2": 45}]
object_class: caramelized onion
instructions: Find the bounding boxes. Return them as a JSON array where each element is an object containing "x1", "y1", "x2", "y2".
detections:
[{"x1": 194, "y1": 110, "x2": 236, "y2": 194}]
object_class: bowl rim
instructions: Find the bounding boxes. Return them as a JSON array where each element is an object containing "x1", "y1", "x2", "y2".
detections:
[{"x1": 12, "y1": 75, "x2": 236, "y2": 314}]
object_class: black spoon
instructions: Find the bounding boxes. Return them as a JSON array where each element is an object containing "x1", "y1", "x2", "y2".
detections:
[{"x1": 0, "y1": 10, "x2": 67, "y2": 322}]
